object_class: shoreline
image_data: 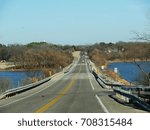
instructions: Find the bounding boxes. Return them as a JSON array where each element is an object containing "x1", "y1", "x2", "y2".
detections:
[
  {"x1": 106, "y1": 60, "x2": 150, "y2": 86},
  {"x1": 0, "y1": 68, "x2": 47, "y2": 72},
  {"x1": 108, "y1": 59, "x2": 150, "y2": 64}
]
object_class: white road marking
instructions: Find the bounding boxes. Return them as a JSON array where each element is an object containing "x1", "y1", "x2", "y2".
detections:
[
  {"x1": 86, "y1": 62, "x2": 109, "y2": 113},
  {"x1": 85, "y1": 63, "x2": 95, "y2": 90},
  {"x1": 89, "y1": 75, "x2": 95, "y2": 90},
  {"x1": 95, "y1": 94, "x2": 109, "y2": 113}
]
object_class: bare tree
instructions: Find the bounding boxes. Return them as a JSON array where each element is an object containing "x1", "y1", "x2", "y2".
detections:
[
  {"x1": 133, "y1": 31, "x2": 150, "y2": 41},
  {"x1": 132, "y1": 16, "x2": 150, "y2": 86}
]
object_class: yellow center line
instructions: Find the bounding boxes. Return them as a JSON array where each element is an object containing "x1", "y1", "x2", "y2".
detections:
[{"x1": 35, "y1": 64, "x2": 82, "y2": 113}]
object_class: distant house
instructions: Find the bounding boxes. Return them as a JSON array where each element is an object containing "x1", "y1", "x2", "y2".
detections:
[{"x1": 106, "y1": 47, "x2": 125, "y2": 54}]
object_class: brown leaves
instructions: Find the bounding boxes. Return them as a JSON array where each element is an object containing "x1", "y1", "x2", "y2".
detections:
[
  {"x1": 10, "y1": 45, "x2": 73, "y2": 70},
  {"x1": 88, "y1": 49, "x2": 107, "y2": 66}
]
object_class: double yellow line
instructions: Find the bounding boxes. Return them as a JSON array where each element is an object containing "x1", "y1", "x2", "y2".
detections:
[{"x1": 35, "y1": 64, "x2": 82, "y2": 113}]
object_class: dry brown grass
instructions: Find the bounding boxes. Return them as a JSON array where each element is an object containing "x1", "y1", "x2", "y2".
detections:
[
  {"x1": 42, "y1": 69, "x2": 52, "y2": 77},
  {"x1": 31, "y1": 77, "x2": 39, "y2": 83},
  {"x1": 88, "y1": 49, "x2": 107, "y2": 67},
  {"x1": 103, "y1": 69, "x2": 131, "y2": 86}
]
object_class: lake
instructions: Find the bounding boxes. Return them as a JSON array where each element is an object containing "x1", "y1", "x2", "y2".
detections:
[
  {"x1": 0, "y1": 71, "x2": 44, "y2": 88},
  {"x1": 108, "y1": 61, "x2": 150, "y2": 84}
]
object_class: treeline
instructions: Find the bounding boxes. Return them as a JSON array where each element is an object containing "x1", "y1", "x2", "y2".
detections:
[
  {"x1": 1, "y1": 41, "x2": 150, "y2": 68},
  {"x1": 0, "y1": 42, "x2": 73, "y2": 70},
  {"x1": 88, "y1": 48, "x2": 107, "y2": 66},
  {"x1": 87, "y1": 42, "x2": 150, "y2": 64},
  {"x1": 87, "y1": 41, "x2": 150, "y2": 86}
]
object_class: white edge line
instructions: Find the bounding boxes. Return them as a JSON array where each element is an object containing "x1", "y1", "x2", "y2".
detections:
[
  {"x1": 86, "y1": 63, "x2": 95, "y2": 90},
  {"x1": 89, "y1": 76, "x2": 95, "y2": 90},
  {"x1": 95, "y1": 94, "x2": 109, "y2": 113},
  {"x1": 86, "y1": 62, "x2": 109, "y2": 113}
]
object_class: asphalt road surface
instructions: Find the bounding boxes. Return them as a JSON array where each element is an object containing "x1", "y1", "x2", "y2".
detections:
[{"x1": 0, "y1": 57, "x2": 147, "y2": 113}]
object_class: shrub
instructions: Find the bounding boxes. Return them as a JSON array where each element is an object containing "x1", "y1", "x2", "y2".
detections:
[{"x1": 0, "y1": 78, "x2": 11, "y2": 93}]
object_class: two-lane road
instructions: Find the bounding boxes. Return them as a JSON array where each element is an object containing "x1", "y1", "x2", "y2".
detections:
[{"x1": 0, "y1": 57, "x2": 147, "y2": 113}]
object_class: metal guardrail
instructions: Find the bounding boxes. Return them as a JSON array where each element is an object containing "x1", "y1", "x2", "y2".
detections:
[
  {"x1": 0, "y1": 76, "x2": 51, "y2": 99},
  {"x1": 87, "y1": 60, "x2": 122, "y2": 88},
  {"x1": 96, "y1": 71, "x2": 150, "y2": 111},
  {"x1": 92, "y1": 71, "x2": 110, "y2": 89},
  {"x1": 88, "y1": 61, "x2": 150, "y2": 111},
  {"x1": 92, "y1": 71, "x2": 124, "y2": 88},
  {"x1": 113, "y1": 87, "x2": 150, "y2": 111},
  {"x1": 0, "y1": 62, "x2": 75, "y2": 100}
]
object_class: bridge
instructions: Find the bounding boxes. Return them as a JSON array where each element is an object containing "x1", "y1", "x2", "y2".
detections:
[{"x1": 0, "y1": 54, "x2": 148, "y2": 113}]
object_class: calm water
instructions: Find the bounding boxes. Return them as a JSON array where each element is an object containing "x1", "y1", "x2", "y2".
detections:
[
  {"x1": 108, "y1": 61, "x2": 150, "y2": 84},
  {"x1": 0, "y1": 71, "x2": 44, "y2": 88}
]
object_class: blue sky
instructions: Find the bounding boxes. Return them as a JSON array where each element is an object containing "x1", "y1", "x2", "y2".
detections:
[{"x1": 0, "y1": 0, "x2": 150, "y2": 45}]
